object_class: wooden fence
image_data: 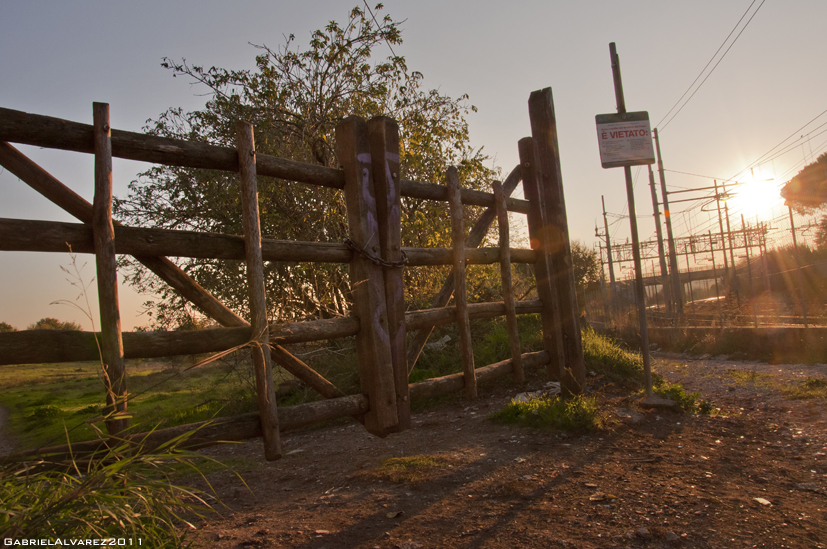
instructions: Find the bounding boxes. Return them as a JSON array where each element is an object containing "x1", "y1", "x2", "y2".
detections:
[{"x1": 0, "y1": 88, "x2": 584, "y2": 461}]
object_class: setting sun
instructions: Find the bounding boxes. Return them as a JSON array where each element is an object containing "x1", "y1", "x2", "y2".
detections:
[{"x1": 725, "y1": 177, "x2": 784, "y2": 221}]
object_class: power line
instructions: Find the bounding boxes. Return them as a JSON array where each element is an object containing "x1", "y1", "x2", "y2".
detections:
[
  {"x1": 657, "y1": 0, "x2": 767, "y2": 133},
  {"x1": 727, "y1": 107, "x2": 827, "y2": 183}
]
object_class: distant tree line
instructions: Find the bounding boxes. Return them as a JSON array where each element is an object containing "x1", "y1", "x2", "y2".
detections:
[{"x1": 0, "y1": 318, "x2": 83, "y2": 332}]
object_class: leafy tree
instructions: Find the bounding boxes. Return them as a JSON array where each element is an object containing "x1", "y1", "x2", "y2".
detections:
[
  {"x1": 27, "y1": 318, "x2": 83, "y2": 331},
  {"x1": 570, "y1": 240, "x2": 601, "y2": 297},
  {"x1": 815, "y1": 215, "x2": 827, "y2": 252},
  {"x1": 781, "y1": 152, "x2": 827, "y2": 211},
  {"x1": 0, "y1": 322, "x2": 16, "y2": 332},
  {"x1": 116, "y1": 5, "x2": 497, "y2": 328}
]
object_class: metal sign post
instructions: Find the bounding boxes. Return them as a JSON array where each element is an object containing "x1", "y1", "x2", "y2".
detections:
[{"x1": 597, "y1": 43, "x2": 665, "y2": 404}]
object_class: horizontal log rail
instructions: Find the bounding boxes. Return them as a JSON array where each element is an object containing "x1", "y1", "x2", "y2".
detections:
[
  {"x1": 0, "y1": 108, "x2": 530, "y2": 214},
  {"x1": 3, "y1": 393, "x2": 370, "y2": 462},
  {"x1": 0, "y1": 300, "x2": 543, "y2": 366},
  {"x1": 0, "y1": 217, "x2": 537, "y2": 266},
  {"x1": 4, "y1": 350, "x2": 549, "y2": 462}
]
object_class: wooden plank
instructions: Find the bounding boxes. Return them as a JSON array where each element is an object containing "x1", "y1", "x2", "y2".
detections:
[
  {"x1": 237, "y1": 121, "x2": 281, "y2": 460},
  {"x1": 494, "y1": 181, "x2": 524, "y2": 383},
  {"x1": 0, "y1": 217, "x2": 536, "y2": 265},
  {"x1": 406, "y1": 164, "x2": 523, "y2": 372},
  {"x1": 446, "y1": 167, "x2": 477, "y2": 399},
  {"x1": 92, "y1": 103, "x2": 129, "y2": 435},
  {"x1": 336, "y1": 116, "x2": 398, "y2": 436},
  {"x1": 0, "y1": 300, "x2": 544, "y2": 366},
  {"x1": 0, "y1": 108, "x2": 342, "y2": 189},
  {"x1": 0, "y1": 107, "x2": 532, "y2": 212},
  {"x1": 528, "y1": 88, "x2": 585, "y2": 392},
  {"x1": 519, "y1": 136, "x2": 566, "y2": 383},
  {"x1": 368, "y1": 116, "x2": 410, "y2": 431},
  {"x1": 409, "y1": 351, "x2": 548, "y2": 401}
]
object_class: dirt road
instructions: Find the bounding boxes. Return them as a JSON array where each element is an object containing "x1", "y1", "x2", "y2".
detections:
[{"x1": 189, "y1": 354, "x2": 827, "y2": 548}]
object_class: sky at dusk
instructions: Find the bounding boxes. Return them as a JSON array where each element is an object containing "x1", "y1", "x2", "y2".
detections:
[{"x1": 2, "y1": 0, "x2": 826, "y2": 330}]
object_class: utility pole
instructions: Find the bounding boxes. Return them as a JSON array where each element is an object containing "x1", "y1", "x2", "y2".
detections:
[
  {"x1": 789, "y1": 206, "x2": 809, "y2": 327},
  {"x1": 601, "y1": 195, "x2": 618, "y2": 315},
  {"x1": 648, "y1": 165, "x2": 672, "y2": 313},
  {"x1": 653, "y1": 128, "x2": 683, "y2": 314},
  {"x1": 724, "y1": 199, "x2": 740, "y2": 307},
  {"x1": 742, "y1": 214, "x2": 758, "y2": 328},
  {"x1": 758, "y1": 219, "x2": 770, "y2": 294},
  {"x1": 709, "y1": 230, "x2": 723, "y2": 325},
  {"x1": 597, "y1": 243, "x2": 610, "y2": 320},
  {"x1": 608, "y1": 42, "x2": 652, "y2": 397},
  {"x1": 713, "y1": 180, "x2": 730, "y2": 279}
]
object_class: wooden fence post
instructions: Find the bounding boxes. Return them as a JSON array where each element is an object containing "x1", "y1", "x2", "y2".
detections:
[
  {"x1": 528, "y1": 88, "x2": 585, "y2": 391},
  {"x1": 446, "y1": 167, "x2": 477, "y2": 399},
  {"x1": 237, "y1": 121, "x2": 281, "y2": 460},
  {"x1": 368, "y1": 116, "x2": 410, "y2": 431},
  {"x1": 92, "y1": 103, "x2": 128, "y2": 435},
  {"x1": 494, "y1": 181, "x2": 523, "y2": 383},
  {"x1": 336, "y1": 116, "x2": 399, "y2": 437},
  {"x1": 518, "y1": 137, "x2": 566, "y2": 384}
]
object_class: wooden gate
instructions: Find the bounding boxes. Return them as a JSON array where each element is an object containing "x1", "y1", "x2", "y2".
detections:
[{"x1": 0, "y1": 87, "x2": 584, "y2": 461}]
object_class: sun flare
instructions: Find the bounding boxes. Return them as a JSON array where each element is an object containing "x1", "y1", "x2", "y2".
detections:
[{"x1": 725, "y1": 177, "x2": 783, "y2": 221}]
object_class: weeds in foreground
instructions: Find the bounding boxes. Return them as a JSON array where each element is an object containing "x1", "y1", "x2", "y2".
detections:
[
  {"x1": 0, "y1": 426, "x2": 233, "y2": 545},
  {"x1": 784, "y1": 377, "x2": 827, "y2": 400},
  {"x1": 490, "y1": 395, "x2": 603, "y2": 432}
]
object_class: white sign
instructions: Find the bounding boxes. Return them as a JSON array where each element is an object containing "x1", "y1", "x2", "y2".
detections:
[{"x1": 595, "y1": 112, "x2": 655, "y2": 169}]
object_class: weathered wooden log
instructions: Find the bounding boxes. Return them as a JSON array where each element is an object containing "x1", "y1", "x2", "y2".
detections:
[
  {"x1": 409, "y1": 351, "x2": 549, "y2": 401},
  {"x1": 494, "y1": 181, "x2": 524, "y2": 383},
  {"x1": 0, "y1": 108, "x2": 342, "y2": 189},
  {"x1": 519, "y1": 137, "x2": 566, "y2": 383},
  {"x1": 528, "y1": 88, "x2": 585, "y2": 391},
  {"x1": 0, "y1": 301, "x2": 543, "y2": 367},
  {"x1": 0, "y1": 108, "x2": 531, "y2": 212},
  {"x1": 92, "y1": 103, "x2": 129, "y2": 435},
  {"x1": 0, "y1": 217, "x2": 536, "y2": 265},
  {"x1": 337, "y1": 116, "x2": 398, "y2": 436},
  {"x1": 237, "y1": 121, "x2": 281, "y2": 460},
  {"x1": 446, "y1": 166, "x2": 476, "y2": 399},
  {"x1": 369, "y1": 116, "x2": 410, "y2": 431},
  {"x1": 4, "y1": 394, "x2": 370, "y2": 462},
  {"x1": 406, "y1": 164, "x2": 523, "y2": 372}
]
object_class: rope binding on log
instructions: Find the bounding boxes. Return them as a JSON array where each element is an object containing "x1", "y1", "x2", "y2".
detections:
[{"x1": 344, "y1": 238, "x2": 408, "y2": 268}]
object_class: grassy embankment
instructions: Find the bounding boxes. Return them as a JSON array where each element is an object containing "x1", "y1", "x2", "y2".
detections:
[{"x1": 1, "y1": 316, "x2": 707, "y2": 451}]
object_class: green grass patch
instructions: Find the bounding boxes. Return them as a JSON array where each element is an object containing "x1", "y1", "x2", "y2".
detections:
[
  {"x1": 784, "y1": 377, "x2": 827, "y2": 400},
  {"x1": 727, "y1": 369, "x2": 775, "y2": 386},
  {"x1": 652, "y1": 380, "x2": 710, "y2": 413},
  {"x1": 0, "y1": 356, "x2": 279, "y2": 450},
  {"x1": 582, "y1": 328, "x2": 654, "y2": 387},
  {"x1": 490, "y1": 394, "x2": 603, "y2": 432},
  {"x1": 373, "y1": 454, "x2": 460, "y2": 483}
]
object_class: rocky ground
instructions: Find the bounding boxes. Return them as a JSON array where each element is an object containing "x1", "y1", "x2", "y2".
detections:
[{"x1": 187, "y1": 354, "x2": 827, "y2": 548}]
